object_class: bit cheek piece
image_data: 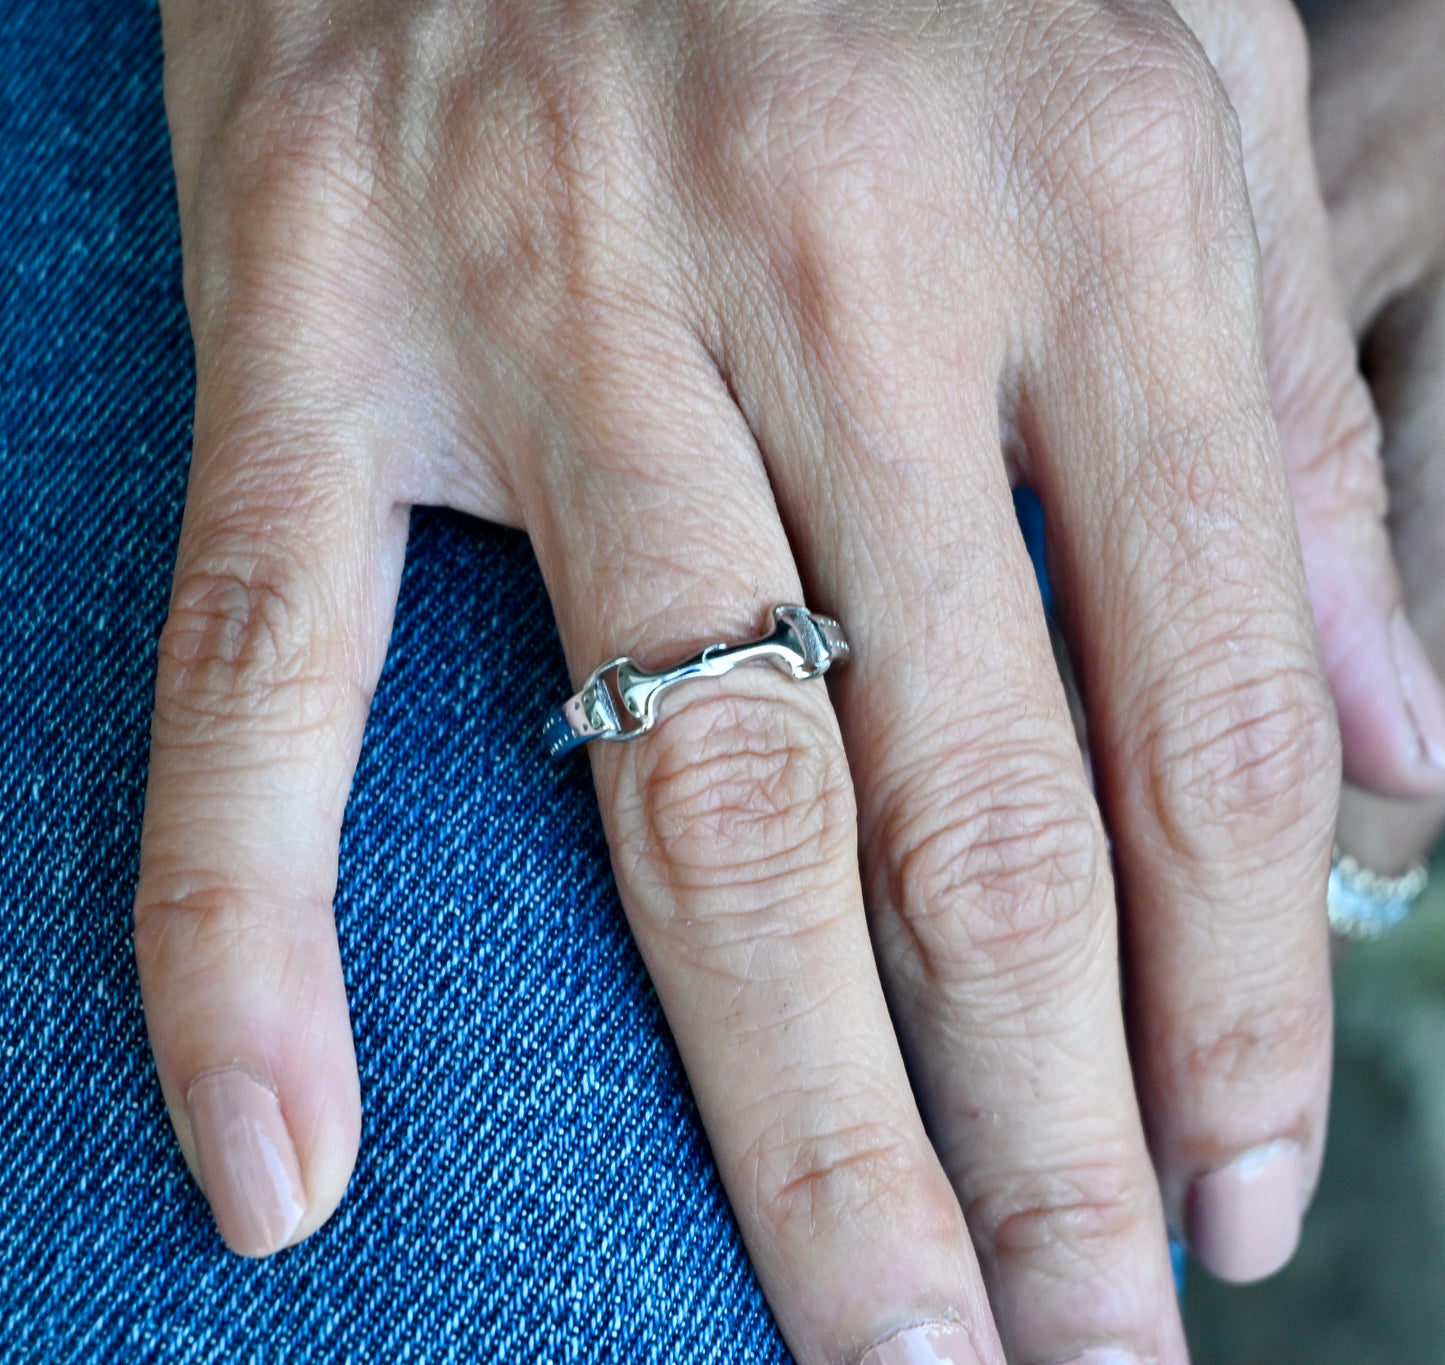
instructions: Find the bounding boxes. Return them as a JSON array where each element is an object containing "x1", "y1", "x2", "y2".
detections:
[{"x1": 543, "y1": 604, "x2": 850, "y2": 759}]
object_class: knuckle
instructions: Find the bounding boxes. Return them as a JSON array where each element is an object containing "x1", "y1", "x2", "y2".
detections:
[
  {"x1": 734, "y1": 30, "x2": 912, "y2": 201},
  {"x1": 455, "y1": 72, "x2": 623, "y2": 238},
  {"x1": 132, "y1": 871, "x2": 330, "y2": 989},
  {"x1": 625, "y1": 691, "x2": 855, "y2": 904},
  {"x1": 741, "y1": 1110, "x2": 948, "y2": 1247},
  {"x1": 133, "y1": 877, "x2": 257, "y2": 966},
  {"x1": 1027, "y1": 8, "x2": 1246, "y2": 254},
  {"x1": 192, "y1": 40, "x2": 400, "y2": 329},
  {"x1": 155, "y1": 527, "x2": 355, "y2": 740},
  {"x1": 223, "y1": 37, "x2": 389, "y2": 221},
  {"x1": 710, "y1": 43, "x2": 930, "y2": 328},
  {"x1": 1091, "y1": 26, "x2": 1234, "y2": 172},
  {"x1": 966, "y1": 1158, "x2": 1154, "y2": 1273},
  {"x1": 881, "y1": 742, "x2": 1105, "y2": 982},
  {"x1": 774, "y1": 81, "x2": 909, "y2": 220},
  {"x1": 1137, "y1": 653, "x2": 1339, "y2": 865},
  {"x1": 1169, "y1": 991, "x2": 1330, "y2": 1096}
]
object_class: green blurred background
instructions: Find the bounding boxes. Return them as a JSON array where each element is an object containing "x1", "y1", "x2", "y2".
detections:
[{"x1": 1184, "y1": 840, "x2": 1445, "y2": 1362}]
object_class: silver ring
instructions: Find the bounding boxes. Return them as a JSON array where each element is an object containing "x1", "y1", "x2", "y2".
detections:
[
  {"x1": 543, "y1": 604, "x2": 849, "y2": 758},
  {"x1": 1328, "y1": 846, "x2": 1429, "y2": 941}
]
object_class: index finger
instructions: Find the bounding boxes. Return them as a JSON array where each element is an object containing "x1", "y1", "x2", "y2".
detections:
[{"x1": 134, "y1": 351, "x2": 406, "y2": 1254}]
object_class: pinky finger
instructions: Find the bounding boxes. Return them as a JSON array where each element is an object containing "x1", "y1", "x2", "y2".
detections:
[
  {"x1": 1195, "y1": 0, "x2": 1445, "y2": 797},
  {"x1": 1339, "y1": 278, "x2": 1445, "y2": 869}
]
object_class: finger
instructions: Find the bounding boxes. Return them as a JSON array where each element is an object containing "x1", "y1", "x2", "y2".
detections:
[
  {"x1": 1339, "y1": 278, "x2": 1445, "y2": 868},
  {"x1": 708, "y1": 208, "x2": 1185, "y2": 1365},
  {"x1": 134, "y1": 335, "x2": 407, "y2": 1256},
  {"x1": 1021, "y1": 47, "x2": 1337, "y2": 1284},
  {"x1": 516, "y1": 322, "x2": 1003, "y2": 1365},
  {"x1": 1186, "y1": 0, "x2": 1445, "y2": 797}
]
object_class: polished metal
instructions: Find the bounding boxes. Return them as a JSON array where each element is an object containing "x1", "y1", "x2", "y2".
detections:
[
  {"x1": 543, "y1": 604, "x2": 849, "y2": 758},
  {"x1": 1327, "y1": 847, "x2": 1429, "y2": 941}
]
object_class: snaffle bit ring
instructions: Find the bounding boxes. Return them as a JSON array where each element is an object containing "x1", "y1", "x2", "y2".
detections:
[{"x1": 543, "y1": 604, "x2": 850, "y2": 759}]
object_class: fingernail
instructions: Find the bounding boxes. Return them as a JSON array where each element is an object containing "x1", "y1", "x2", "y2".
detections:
[
  {"x1": 860, "y1": 1322, "x2": 982, "y2": 1365},
  {"x1": 1390, "y1": 608, "x2": 1445, "y2": 773},
  {"x1": 1186, "y1": 1141, "x2": 1303, "y2": 1284},
  {"x1": 187, "y1": 1068, "x2": 306, "y2": 1257}
]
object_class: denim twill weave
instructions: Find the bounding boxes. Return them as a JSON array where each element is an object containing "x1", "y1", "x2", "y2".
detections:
[{"x1": 0, "y1": 1, "x2": 786, "y2": 1358}]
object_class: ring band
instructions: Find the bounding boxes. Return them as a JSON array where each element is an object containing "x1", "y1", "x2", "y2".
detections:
[
  {"x1": 543, "y1": 604, "x2": 849, "y2": 758},
  {"x1": 1327, "y1": 847, "x2": 1429, "y2": 941}
]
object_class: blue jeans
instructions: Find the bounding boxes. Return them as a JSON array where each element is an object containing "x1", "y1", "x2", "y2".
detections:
[{"x1": 0, "y1": 1, "x2": 787, "y2": 1356}]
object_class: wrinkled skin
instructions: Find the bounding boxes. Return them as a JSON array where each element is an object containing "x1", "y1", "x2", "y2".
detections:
[
  {"x1": 139, "y1": 1, "x2": 1443, "y2": 1361},
  {"x1": 1310, "y1": 0, "x2": 1445, "y2": 875}
]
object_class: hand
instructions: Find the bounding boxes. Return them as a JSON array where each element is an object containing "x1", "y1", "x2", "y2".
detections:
[
  {"x1": 140, "y1": 2, "x2": 1366, "y2": 1360},
  {"x1": 1302, "y1": 0, "x2": 1445, "y2": 873}
]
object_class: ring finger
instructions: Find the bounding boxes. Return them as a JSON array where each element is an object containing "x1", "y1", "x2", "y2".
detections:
[{"x1": 512, "y1": 313, "x2": 1005, "y2": 1365}]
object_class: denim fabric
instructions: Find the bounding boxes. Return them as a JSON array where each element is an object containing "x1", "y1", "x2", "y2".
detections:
[
  {"x1": 1011, "y1": 488, "x2": 1053, "y2": 620},
  {"x1": 0, "y1": 1, "x2": 785, "y2": 1358}
]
